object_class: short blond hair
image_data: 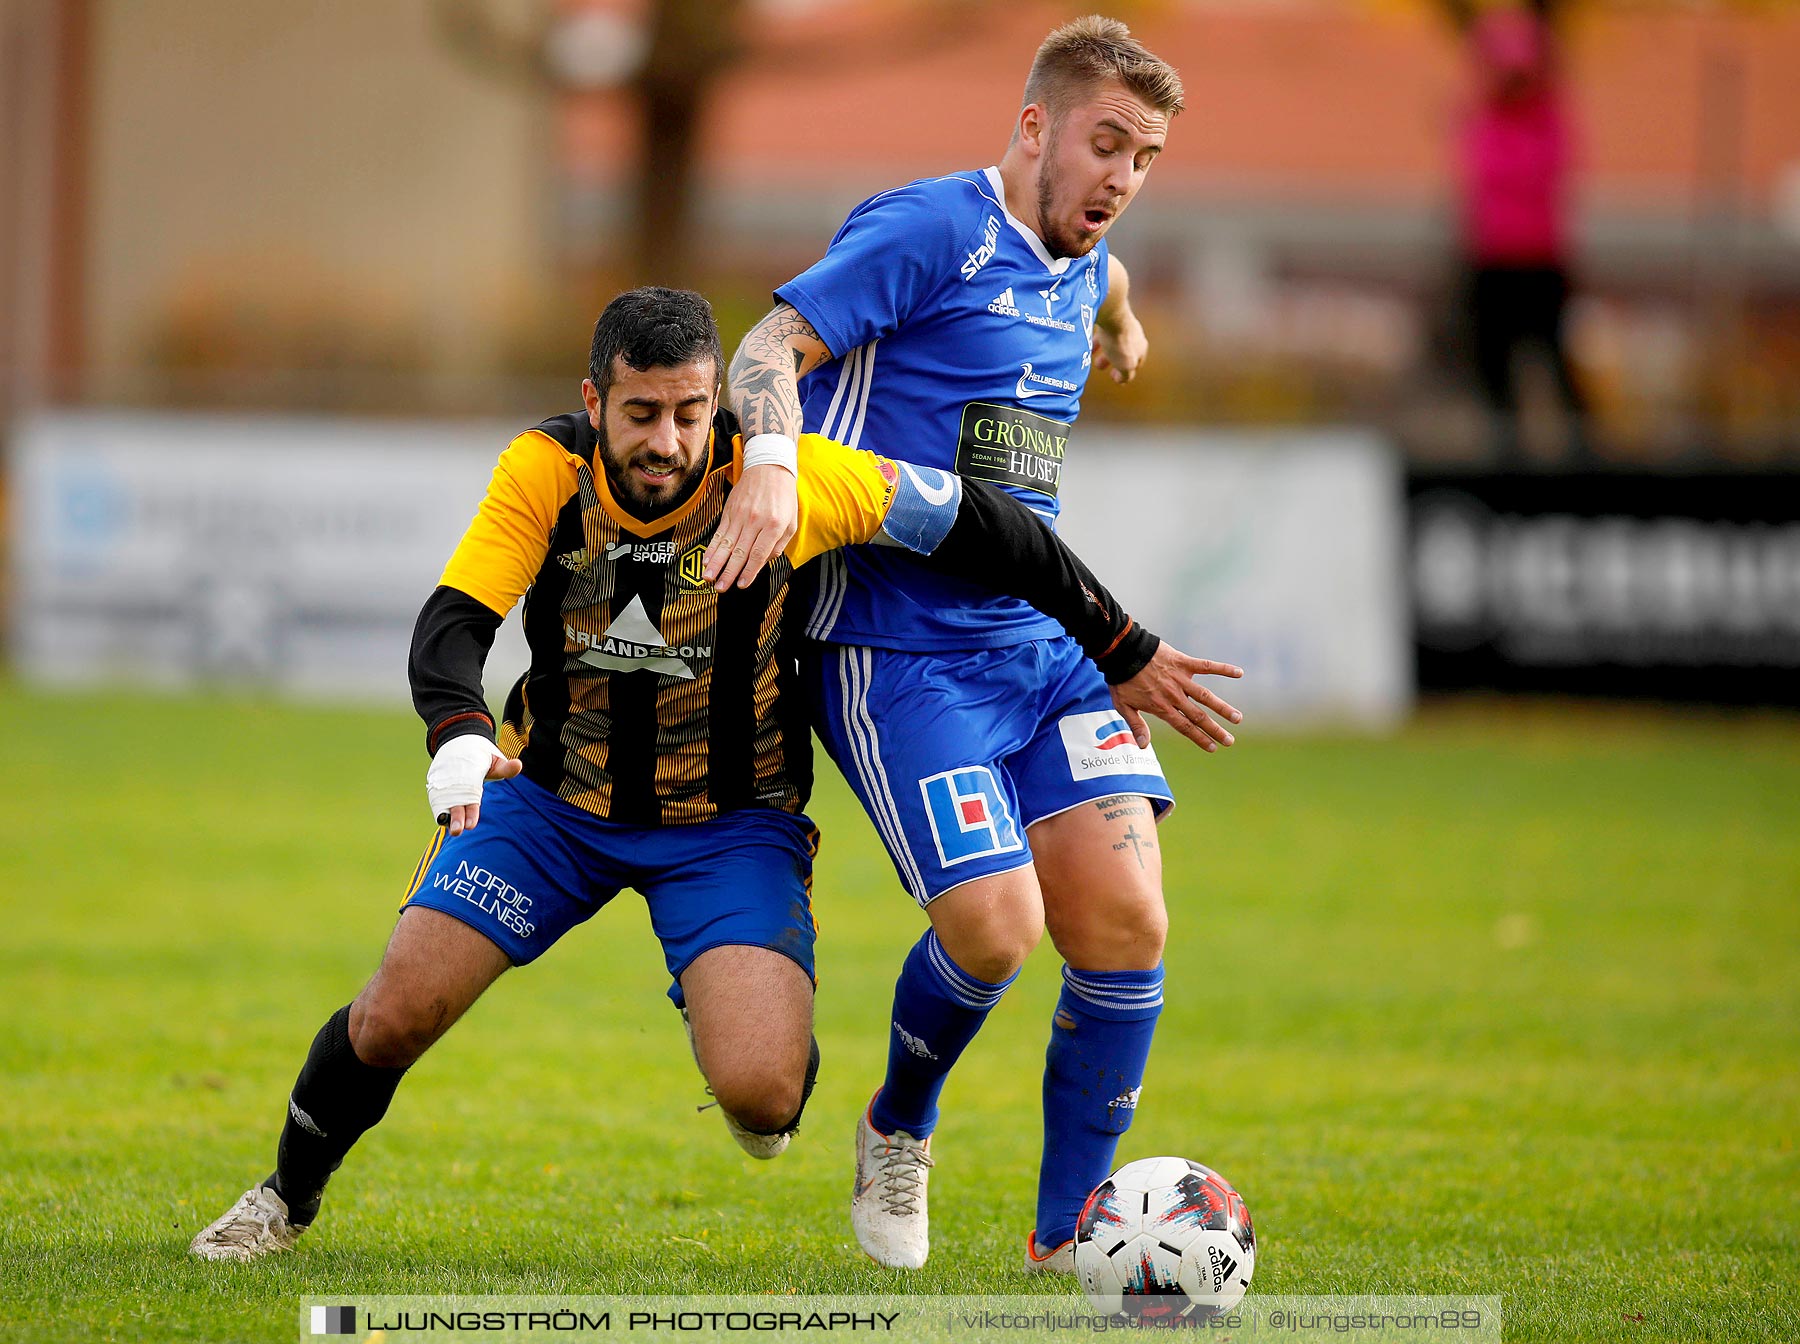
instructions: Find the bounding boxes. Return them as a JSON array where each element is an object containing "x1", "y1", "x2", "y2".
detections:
[{"x1": 1022, "y1": 15, "x2": 1185, "y2": 122}]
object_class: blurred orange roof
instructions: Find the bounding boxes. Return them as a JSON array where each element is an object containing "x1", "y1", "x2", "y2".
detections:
[{"x1": 664, "y1": 2, "x2": 1800, "y2": 211}]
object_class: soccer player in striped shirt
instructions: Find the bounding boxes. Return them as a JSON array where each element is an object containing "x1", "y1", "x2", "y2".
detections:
[{"x1": 189, "y1": 285, "x2": 1213, "y2": 1261}]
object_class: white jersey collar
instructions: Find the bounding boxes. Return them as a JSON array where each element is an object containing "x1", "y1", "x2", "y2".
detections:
[{"x1": 982, "y1": 166, "x2": 1074, "y2": 276}]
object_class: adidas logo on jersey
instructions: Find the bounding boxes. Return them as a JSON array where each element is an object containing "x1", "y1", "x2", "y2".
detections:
[{"x1": 985, "y1": 283, "x2": 1080, "y2": 333}]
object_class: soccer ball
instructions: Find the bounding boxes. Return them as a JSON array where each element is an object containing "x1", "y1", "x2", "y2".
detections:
[{"x1": 1074, "y1": 1156, "x2": 1256, "y2": 1325}]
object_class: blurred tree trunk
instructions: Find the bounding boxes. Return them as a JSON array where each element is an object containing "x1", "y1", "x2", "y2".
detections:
[
  {"x1": 633, "y1": 0, "x2": 746, "y2": 286},
  {"x1": 437, "y1": 0, "x2": 974, "y2": 287}
]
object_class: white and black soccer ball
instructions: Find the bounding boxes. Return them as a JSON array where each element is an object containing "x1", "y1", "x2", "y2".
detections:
[{"x1": 1074, "y1": 1156, "x2": 1256, "y2": 1325}]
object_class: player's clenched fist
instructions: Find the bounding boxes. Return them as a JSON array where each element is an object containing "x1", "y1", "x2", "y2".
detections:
[{"x1": 426, "y1": 734, "x2": 522, "y2": 835}]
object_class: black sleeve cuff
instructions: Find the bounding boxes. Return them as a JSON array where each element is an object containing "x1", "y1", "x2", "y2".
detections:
[
  {"x1": 425, "y1": 710, "x2": 497, "y2": 755},
  {"x1": 1095, "y1": 623, "x2": 1161, "y2": 685}
]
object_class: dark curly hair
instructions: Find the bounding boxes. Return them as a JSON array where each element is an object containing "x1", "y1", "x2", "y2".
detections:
[{"x1": 587, "y1": 287, "x2": 724, "y2": 400}]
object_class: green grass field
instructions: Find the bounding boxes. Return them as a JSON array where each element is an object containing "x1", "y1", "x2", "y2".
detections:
[{"x1": 2, "y1": 683, "x2": 1796, "y2": 1342}]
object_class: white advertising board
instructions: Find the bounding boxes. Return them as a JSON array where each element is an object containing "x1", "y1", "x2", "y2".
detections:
[
  {"x1": 11, "y1": 414, "x2": 1412, "y2": 729},
  {"x1": 9, "y1": 411, "x2": 531, "y2": 705},
  {"x1": 1056, "y1": 430, "x2": 1412, "y2": 729}
]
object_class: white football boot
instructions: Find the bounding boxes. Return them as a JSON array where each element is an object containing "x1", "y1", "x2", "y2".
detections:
[
  {"x1": 1022, "y1": 1230, "x2": 1076, "y2": 1274},
  {"x1": 851, "y1": 1094, "x2": 933, "y2": 1269},
  {"x1": 189, "y1": 1183, "x2": 306, "y2": 1261},
  {"x1": 680, "y1": 1007, "x2": 792, "y2": 1160}
]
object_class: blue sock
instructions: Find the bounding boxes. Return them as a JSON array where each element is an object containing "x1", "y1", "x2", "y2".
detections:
[
  {"x1": 1035, "y1": 963, "x2": 1165, "y2": 1246},
  {"x1": 870, "y1": 930, "x2": 1017, "y2": 1139}
]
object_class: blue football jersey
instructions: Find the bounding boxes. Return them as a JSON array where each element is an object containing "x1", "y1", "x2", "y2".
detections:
[{"x1": 777, "y1": 167, "x2": 1108, "y2": 650}]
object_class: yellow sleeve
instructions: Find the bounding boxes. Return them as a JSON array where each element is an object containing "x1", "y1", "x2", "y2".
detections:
[
  {"x1": 784, "y1": 433, "x2": 898, "y2": 568},
  {"x1": 439, "y1": 429, "x2": 582, "y2": 616}
]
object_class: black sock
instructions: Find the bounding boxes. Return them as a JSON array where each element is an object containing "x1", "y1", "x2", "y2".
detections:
[{"x1": 270, "y1": 1004, "x2": 407, "y2": 1225}]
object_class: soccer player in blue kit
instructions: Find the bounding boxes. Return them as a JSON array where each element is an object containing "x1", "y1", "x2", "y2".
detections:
[{"x1": 722, "y1": 17, "x2": 1245, "y2": 1271}]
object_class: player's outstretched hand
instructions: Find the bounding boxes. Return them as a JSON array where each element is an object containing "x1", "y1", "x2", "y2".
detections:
[
  {"x1": 427, "y1": 733, "x2": 523, "y2": 837},
  {"x1": 707, "y1": 462, "x2": 799, "y2": 590},
  {"x1": 1110, "y1": 641, "x2": 1244, "y2": 754}
]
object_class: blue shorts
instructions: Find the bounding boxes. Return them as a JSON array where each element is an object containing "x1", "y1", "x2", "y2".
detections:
[
  {"x1": 803, "y1": 636, "x2": 1173, "y2": 906},
  {"x1": 401, "y1": 774, "x2": 819, "y2": 1006}
]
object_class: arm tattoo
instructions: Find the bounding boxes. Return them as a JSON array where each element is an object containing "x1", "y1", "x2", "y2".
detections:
[{"x1": 728, "y1": 306, "x2": 825, "y2": 440}]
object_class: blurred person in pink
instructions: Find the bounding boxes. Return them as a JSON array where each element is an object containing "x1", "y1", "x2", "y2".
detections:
[{"x1": 1448, "y1": 0, "x2": 1589, "y2": 461}]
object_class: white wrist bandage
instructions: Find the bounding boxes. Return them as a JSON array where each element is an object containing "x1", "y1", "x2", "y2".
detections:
[
  {"x1": 426, "y1": 733, "x2": 499, "y2": 820},
  {"x1": 741, "y1": 433, "x2": 799, "y2": 476}
]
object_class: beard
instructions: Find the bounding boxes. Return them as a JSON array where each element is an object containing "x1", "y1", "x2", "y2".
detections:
[
  {"x1": 1034, "y1": 127, "x2": 1101, "y2": 260},
  {"x1": 597, "y1": 419, "x2": 707, "y2": 517}
]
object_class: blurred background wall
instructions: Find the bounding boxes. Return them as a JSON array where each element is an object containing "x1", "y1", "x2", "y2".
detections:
[
  {"x1": 8, "y1": 0, "x2": 1799, "y2": 453},
  {"x1": 5, "y1": 0, "x2": 1798, "y2": 712}
]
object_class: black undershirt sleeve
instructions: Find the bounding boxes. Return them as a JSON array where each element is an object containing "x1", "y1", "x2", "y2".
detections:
[
  {"x1": 913, "y1": 480, "x2": 1161, "y2": 684},
  {"x1": 409, "y1": 585, "x2": 504, "y2": 754}
]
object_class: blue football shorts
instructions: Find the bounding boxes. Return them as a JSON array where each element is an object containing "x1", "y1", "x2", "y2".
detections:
[
  {"x1": 400, "y1": 774, "x2": 819, "y2": 1006},
  {"x1": 802, "y1": 635, "x2": 1174, "y2": 906}
]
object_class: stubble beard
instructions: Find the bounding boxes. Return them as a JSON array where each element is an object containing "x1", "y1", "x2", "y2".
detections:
[{"x1": 1034, "y1": 129, "x2": 1098, "y2": 261}]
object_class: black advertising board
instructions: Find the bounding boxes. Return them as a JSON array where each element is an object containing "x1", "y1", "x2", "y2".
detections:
[{"x1": 1408, "y1": 473, "x2": 1800, "y2": 704}]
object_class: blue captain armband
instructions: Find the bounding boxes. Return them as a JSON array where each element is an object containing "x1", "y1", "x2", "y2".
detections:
[{"x1": 875, "y1": 461, "x2": 964, "y2": 555}]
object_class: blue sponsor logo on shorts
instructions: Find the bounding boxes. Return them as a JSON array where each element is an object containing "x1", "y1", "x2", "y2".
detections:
[{"x1": 918, "y1": 767, "x2": 1022, "y2": 868}]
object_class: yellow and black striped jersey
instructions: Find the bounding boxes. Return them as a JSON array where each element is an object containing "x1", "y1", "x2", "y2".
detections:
[{"x1": 410, "y1": 406, "x2": 1157, "y2": 826}]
